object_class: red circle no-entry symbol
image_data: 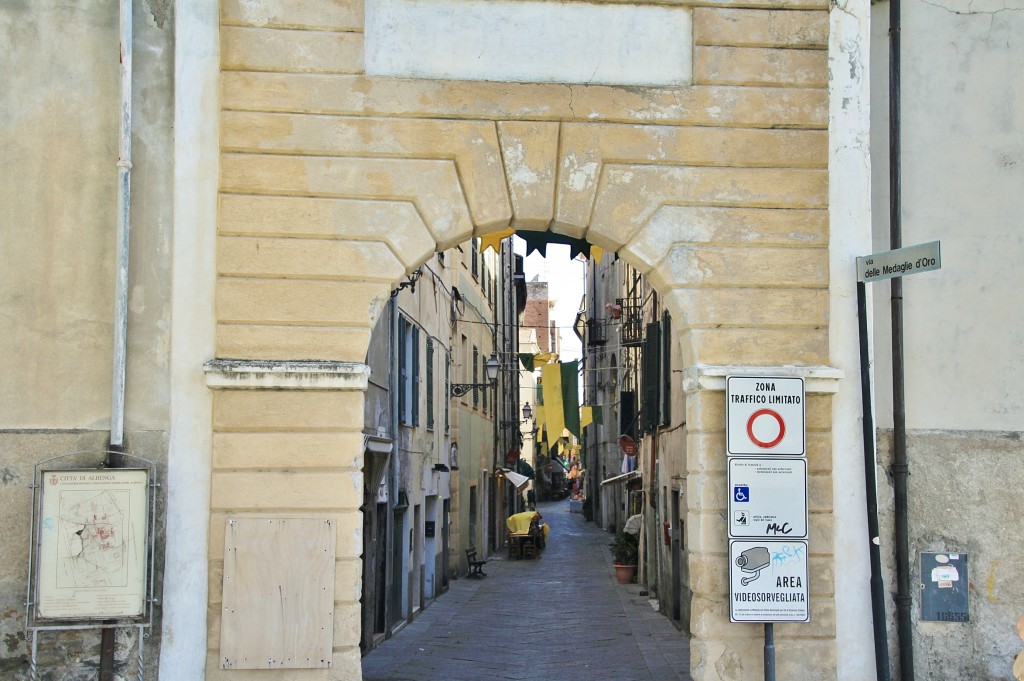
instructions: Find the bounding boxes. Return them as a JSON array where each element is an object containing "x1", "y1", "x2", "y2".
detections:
[{"x1": 746, "y1": 409, "x2": 786, "y2": 449}]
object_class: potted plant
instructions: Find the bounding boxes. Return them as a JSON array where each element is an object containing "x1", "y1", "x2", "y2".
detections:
[{"x1": 609, "y1": 531, "x2": 639, "y2": 584}]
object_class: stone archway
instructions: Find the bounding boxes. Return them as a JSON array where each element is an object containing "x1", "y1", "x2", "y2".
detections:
[{"x1": 196, "y1": 2, "x2": 852, "y2": 679}]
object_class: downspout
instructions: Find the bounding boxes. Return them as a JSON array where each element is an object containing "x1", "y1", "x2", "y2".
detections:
[
  {"x1": 101, "y1": 1, "x2": 133, "y2": 678},
  {"x1": 386, "y1": 295, "x2": 400, "y2": 632},
  {"x1": 109, "y1": 0, "x2": 133, "y2": 460},
  {"x1": 588, "y1": 259, "x2": 599, "y2": 522},
  {"x1": 889, "y1": 0, "x2": 915, "y2": 677}
]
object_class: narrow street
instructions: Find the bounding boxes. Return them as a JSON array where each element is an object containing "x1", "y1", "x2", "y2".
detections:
[{"x1": 362, "y1": 499, "x2": 692, "y2": 681}]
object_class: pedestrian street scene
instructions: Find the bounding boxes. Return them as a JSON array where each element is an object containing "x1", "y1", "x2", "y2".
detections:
[{"x1": 362, "y1": 500, "x2": 691, "y2": 681}]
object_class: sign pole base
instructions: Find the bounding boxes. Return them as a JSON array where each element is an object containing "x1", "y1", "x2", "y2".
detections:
[{"x1": 764, "y1": 623, "x2": 776, "y2": 681}]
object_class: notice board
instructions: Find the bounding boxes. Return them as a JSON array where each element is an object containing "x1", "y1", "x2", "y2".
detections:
[{"x1": 36, "y1": 468, "x2": 149, "y2": 620}]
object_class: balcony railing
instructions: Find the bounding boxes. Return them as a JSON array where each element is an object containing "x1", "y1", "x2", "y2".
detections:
[{"x1": 618, "y1": 297, "x2": 644, "y2": 346}]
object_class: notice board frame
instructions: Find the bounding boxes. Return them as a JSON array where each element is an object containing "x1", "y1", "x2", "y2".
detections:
[{"x1": 26, "y1": 450, "x2": 158, "y2": 632}]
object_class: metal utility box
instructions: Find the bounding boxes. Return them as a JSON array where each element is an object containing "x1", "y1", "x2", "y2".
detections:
[{"x1": 920, "y1": 552, "x2": 969, "y2": 622}]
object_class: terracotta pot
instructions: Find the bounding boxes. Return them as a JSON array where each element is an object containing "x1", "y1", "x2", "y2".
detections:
[{"x1": 614, "y1": 563, "x2": 636, "y2": 584}]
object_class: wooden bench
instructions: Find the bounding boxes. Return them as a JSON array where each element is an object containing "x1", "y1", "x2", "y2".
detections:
[{"x1": 466, "y1": 547, "x2": 490, "y2": 578}]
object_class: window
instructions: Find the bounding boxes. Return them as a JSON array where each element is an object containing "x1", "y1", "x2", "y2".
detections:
[
  {"x1": 444, "y1": 350, "x2": 451, "y2": 433},
  {"x1": 471, "y1": 238, "x2": 479, "y2": 280},
  {"x1": 399, "y1": 316, "x2": 420, "y2": 426}
]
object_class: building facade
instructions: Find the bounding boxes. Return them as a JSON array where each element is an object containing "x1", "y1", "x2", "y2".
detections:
[{"x1": 2, "y1": 0, "x2": 1021, "y2": 680}]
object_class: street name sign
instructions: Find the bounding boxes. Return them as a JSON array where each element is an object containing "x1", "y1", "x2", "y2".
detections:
[
  {"x1": 730, "y1": 539, "x2": 810, "y2": 623},
  {"x1": 728, "y1": 457, "x2": 807, "y2": 539},
  {"x1": 856, "y1": 240, "x2": 941, "y2": 283},
  {"x1": 726, "y1": 376, "x2": 805, "y2": 456}
]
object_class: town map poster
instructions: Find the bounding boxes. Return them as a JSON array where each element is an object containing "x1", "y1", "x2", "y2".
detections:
[{"x1": 36, "y1": 468, "x2": 149, "y2": 619}]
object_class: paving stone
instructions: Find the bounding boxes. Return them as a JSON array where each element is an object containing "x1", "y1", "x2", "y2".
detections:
[{"x1": 362, "y1": 500, "x2": 693, "y2": 681}]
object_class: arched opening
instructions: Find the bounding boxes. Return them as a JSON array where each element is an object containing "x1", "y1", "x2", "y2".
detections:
[
  {"x1": 208, "y1": 114, "x2": 834, "y2": 677},
  {"x1": 355, "y1": 229, "x2": 694, "y2": 660},
  {"x1": 204, "y1": 3, "x2": 838, "y2": 678}
]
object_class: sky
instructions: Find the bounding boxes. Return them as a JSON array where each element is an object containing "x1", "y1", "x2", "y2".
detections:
[{"x1": 515, "y1": 239, "x2": 585, "y2": 362}]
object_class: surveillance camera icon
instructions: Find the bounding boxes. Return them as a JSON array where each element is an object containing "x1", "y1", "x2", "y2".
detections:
[{"x1": 736, "y1": 546, "x2": 770, "y2": 586}]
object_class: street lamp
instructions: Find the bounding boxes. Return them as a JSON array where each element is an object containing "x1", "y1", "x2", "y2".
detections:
[
  {"x1": 450, "y1": 355, "x2": 500, "y2": 398},
  {"x1": 502, "y1": 401, "x2": 535, "y2": 430}
]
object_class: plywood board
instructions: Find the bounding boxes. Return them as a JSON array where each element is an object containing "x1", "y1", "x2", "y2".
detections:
[{"x1": 221, "y1": 518, "x2": 335, "y2": 669}]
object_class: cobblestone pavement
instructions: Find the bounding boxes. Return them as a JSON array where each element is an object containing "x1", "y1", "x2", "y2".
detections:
[{"x1": 362, "y1": 499, "x2": 693, "y2": 681}]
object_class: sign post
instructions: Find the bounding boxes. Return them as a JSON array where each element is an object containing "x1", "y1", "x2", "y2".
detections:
[
  {"x1": 727, "y1": 376, "x2": 809, "y2": 681},
  {"x1": 855, "y1": 240, "x2": 941, "y2": 681}
]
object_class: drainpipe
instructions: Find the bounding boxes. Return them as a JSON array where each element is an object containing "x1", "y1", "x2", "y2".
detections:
[
  {"x1": 386, "y1": 295, "x2": 400, "y2": 633},
  {"x1": 109, "y1": 0, "x2": 133, "y2": 459},
  {"x1": 101, "y1": 2, "x2": 133, "y2": 678},
  {"x1": 889, "y1": 0, "x2": 915, "y2": 677}
]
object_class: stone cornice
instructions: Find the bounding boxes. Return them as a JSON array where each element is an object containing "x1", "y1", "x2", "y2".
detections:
[
  {"x1": 683, "y1": 364, "x2": 844, "y2": 394},
  {"x1": 204, "y1": 359, "x2": 370, "y2": 390}
]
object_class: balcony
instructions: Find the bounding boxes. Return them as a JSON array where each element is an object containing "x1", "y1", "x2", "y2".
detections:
[{"x1": 617, "y1": 297, "x2": 644, "y2": 346}]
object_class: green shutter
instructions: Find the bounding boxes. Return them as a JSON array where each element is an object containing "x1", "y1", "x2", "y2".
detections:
[
  {"x1": 661, "y1": 312, "x2": 671, "y2": 427},
  {"x1": 412, "y1": 325, "x2": 420, "y2": 426},
  {"x1": 620, "y1": 390, "x2": 637, "y2": 440},
  {"x1": 473, "y1": 346, "x2": 480, "y2": 407},
  {"x1": 426, "y1": 338, "x2": 435, "y2": 430},
  {"x1": 642, "y1": 321, "x2": 661, "y2": 433},
  {"x1": 445, "y1": 352, "x2": 450, "y2": 433},
  {"x1": 398, "y1": 316, "x2": 408, "y2": 424}
]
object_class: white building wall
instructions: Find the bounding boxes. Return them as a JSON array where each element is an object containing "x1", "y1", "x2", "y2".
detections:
[
  {"x1": 870, "y1": 0, "x2": 1024, "y2": 432},
  {"x1": 869, "y1": 2, "x2": 1024, "y2": 678}
]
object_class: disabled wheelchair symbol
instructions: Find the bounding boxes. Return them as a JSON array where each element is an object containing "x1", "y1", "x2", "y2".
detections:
[{"x1": 733, "y1": 485, "x2": 749, "y2": 503}]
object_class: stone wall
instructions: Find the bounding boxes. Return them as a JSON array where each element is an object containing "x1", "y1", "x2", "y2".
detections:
[
  {"x1": 0, "y1": 0, "x2": 174, "y2": 678},
  {"x1": 211, "y1": 0, "x2": 835, "y2": 678}
]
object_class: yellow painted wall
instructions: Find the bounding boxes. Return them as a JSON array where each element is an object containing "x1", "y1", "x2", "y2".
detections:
[{"x1": 211, "y1": 0, "x2": 834, "y2": 678}]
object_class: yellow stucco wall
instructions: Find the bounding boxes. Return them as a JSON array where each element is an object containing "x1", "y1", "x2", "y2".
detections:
[{"x1": 209, "y1": 0, "x2": 833, "y2": 678}]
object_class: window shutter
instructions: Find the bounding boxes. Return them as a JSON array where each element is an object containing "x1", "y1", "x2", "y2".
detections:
[
  {"x1": 642, "y1": 321, "x2": 661, "y2": 433},
  {"x1": 426, "y1": 338, "x2": 435, "y2": 430},
  {"x1": 444, "y1": 352, "x2": 451, "y2": 433},
  {"x1": 398, "y1": 316, "x2": 408, "y2": 425},
  {"x1": 661, "y1": 312, "x2": 671, "y2": 426},
  {"x1": 412, "y1": 325, "x2": 420, "y2": 426},
  {"x1": 472, "y1": 346, "x2": 480, "y2": 407},
  {"x1": 620, "y1": 390, "x2": 637, "y2": 441},
  {"x1": 481, "y1": 352, "x2": 488, "y2": 411}
]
